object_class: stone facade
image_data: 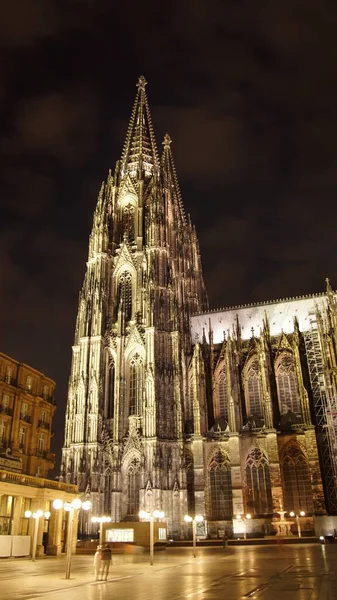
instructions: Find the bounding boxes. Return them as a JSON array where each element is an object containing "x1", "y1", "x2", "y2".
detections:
[
  {"x1": 61, "y1": 77, "x2": 337, "y2": 538},
  {"x1": 0, "y1": 352, "x2": 79, "y2": 556},
  {"x1": 0, "y1": 351, "x2": 56, "y2": 477}
]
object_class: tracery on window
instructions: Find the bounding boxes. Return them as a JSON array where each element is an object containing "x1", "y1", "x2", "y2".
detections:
[
  {"x1": 208, "y1": 449, "x2": 232, "y2": 519},
  {"x1": 118, "y1": 270, "x2": 132, "y2": 322},
  {"x1": 276, "y1": 354, "x2": 301, "y2": 417},
  {"x1": 127, "y1": 458, "x2": 141, "y2": 517},
  {"x1": 245, "y1": 448, "x2": 273, "y2": 515},
  {"x1": 122, "y1": 204, "x2": 135, "y2": 241},
  {"x1": 185, "y1": 451, "x2": 195, "y2": 516},
  {"x1": 281, "y1": 444, "x2": 313, "y2": 514},
  {"x1": 218, "y1": 369, "x2": 228, "y2": 421},
  {"x1": 245, "y1": 359, "x2": 263, "y2": 418},
  {"x1": 129, "y1": 353, "x2": 143, "y2": 416}
]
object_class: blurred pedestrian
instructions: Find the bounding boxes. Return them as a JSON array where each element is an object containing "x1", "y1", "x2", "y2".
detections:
[
  {"x1": 101, "y1": 543, "x2": 112, "y2": 581},
  {"x1": 93, "y1": 544, "x2": 102, "y2": 581}
]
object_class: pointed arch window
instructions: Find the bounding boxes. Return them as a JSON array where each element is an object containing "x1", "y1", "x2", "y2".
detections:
[
  {"x1": 127, "y1": 458, "x2": 141, "y2": 517},
  {"x1": 245, "y1": 359, "x2": 263, "y2": 419},
  {"x1": 208, "y1": 449, "x2": 232, "y2": 519},
  {"x1": 246, "y1": 448, "x2": 273, "y2": 515},
  {"x1": 218, "y1": 369, "x2": 228, "y2": 420},
  {"x1": 281, "y1": 445, "x2": 313, "y2": 514},
  {"x1": 129, "y1": 353, "x2": 143, "y2": 416},
  {"x1": 185, "y1": 451, "x2": 195, "y2": 516},
  {"x1": 118, "y1": 271, "x2": 132, "y2": 322},
  {"x1": 276, "y1": 354, "x2": 301, "y2": 417},
  {"x1": 122, "y1": 204, "x2": 135, "y2": 241},
  {"x1": 188, "y1": 377, "x2": 194, "y2": 422}
]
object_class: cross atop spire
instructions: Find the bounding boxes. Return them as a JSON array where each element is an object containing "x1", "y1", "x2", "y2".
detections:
[
  {"x1": 162, "y1": 133, "x2": 172, "y2": 150},
  {"x1": 137, "y1": 75, "x2": 147, "y2": 91},
  {"x1": 161, "y1": 133, "x2": 186, "y2": 225},
  {"x1": 120, "y1": 76, "x2": 159, "y2": 180}
]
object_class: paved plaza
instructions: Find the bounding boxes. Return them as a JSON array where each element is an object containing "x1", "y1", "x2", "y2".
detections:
[{"x1": 0, "y1": 544, "x2": 336, "y2": 600}]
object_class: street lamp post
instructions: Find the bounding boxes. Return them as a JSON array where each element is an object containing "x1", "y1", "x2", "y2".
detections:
[
  {"x1": 24, "y1": 509, "x2": 51, "y2": 561},
  {"x1": 235, "y1": 513, "x2": 251, "y2": 540},
  {"x1": 92, "y1": 515, "x2": 112, "y2": 545},
  {"x1": 139, "y1": 509, "x2": 165, "y2": 565},
  {"x1": 53, "y1": 498, "x2": 92, "y2": 579},
  {"x1": 184, "y1": 515, "x2": 204, "y2": 558},
  {"x1": 289, "y1": 510, "x2": 305, "y2": 538}
]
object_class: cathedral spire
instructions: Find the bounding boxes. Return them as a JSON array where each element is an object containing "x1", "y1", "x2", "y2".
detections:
[
  {"x1": 161, "y1": 133, "x2": 186, "y2": 226},
  {"x1": 120, "y1": 75, "x2": 160, "y2": 180}
]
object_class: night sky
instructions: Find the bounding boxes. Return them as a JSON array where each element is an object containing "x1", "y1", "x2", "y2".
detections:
[{"x1": 2, "y1": 1, "x2": 337, "y2": 473}]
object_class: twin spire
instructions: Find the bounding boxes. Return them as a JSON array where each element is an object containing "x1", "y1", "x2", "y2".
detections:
[{"x1": 120, "y1": 76, "x2": 175, "y2": 182}]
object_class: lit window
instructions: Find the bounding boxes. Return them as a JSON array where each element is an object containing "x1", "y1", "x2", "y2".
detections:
[
  {"x1": 38, "y1": 433, "x2": 45, "y2": 452},
  {"x1": 158, "y1": 528, "x2": 167, "y2": 540},
  {"x1": 26, "y1": 376, "x2": 32, "y2": 392}
]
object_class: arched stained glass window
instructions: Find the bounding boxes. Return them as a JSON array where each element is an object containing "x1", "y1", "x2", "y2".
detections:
[
  {"x1": 118, "y1": 271, "x2": 132, "y2": 322},
  {"x1": 122, "y1": 204, "x2": 135, "y2": 241},
  {"x1": 127, "y1": 458, "x2": 141, "y2": 517},
  {"x1": 218, "y1": 369, "x2": 228, "y2": 420},
  {"x1": 276, "y1": 354, "x2": 301, "y2": 416},
  {"x1": 246, "y1": 448, "x2": 273, "y2": 515},
  {"x1": 281, "y1": 445, "x2": 313, "y2": 514},
  {"x1": 208, "y1": 449, "x2": 232, "y2": 519},
  {"x1": 129, "y1": 353, "x2": 143, "y2": 416},
  {"x1": 245, "y1": 359, "x2": 263, "y2": 418}
]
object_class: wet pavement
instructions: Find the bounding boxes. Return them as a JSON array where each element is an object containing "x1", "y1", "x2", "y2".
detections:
[{"x1": 0, "y1": 544, "x2": 336, "y2": 600}]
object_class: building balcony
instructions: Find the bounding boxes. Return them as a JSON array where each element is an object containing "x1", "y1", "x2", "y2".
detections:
[
  {"x1": 37, "y1": 449, "x2": 47, "y2": 458},
  {"x1": 20, "y1": 414, "x2": 31, "y2": 424},
  {"x1": 38, "y1": 420, "x2": 50, "y2": 430},
  {"x1": 37, "y1": 450, "x2": 54, "y2": 461},
  {"x1": 0, "y1": 405, "x2": 13, "y2": 416}
]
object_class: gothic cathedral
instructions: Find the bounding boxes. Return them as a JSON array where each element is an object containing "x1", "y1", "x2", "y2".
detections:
[{"x1": 61, "y1": 77, "x2": 337, "y2": 538}]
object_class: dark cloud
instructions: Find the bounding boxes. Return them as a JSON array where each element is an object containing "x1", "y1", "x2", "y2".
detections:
[{"x1": 1, "y1": 0, "x2": 337, "y2": 470}]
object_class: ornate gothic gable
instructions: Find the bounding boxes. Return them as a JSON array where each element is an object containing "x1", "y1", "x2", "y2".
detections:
[
  {"x1": 275, "y1": 331, "x2": 293, "y2": 356},
  {"x1": 121, "y1": 419, "x2": 143, "y2": 466},
  {"x1": 117, "y1": 174, "x2": 138, "y2": 203},
  {"x1": 124, "y1": 323, "x2": 146, "y2": 356},
  {"x1": 113, "y1": 240, "x2": 137, "y2": 275}
]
